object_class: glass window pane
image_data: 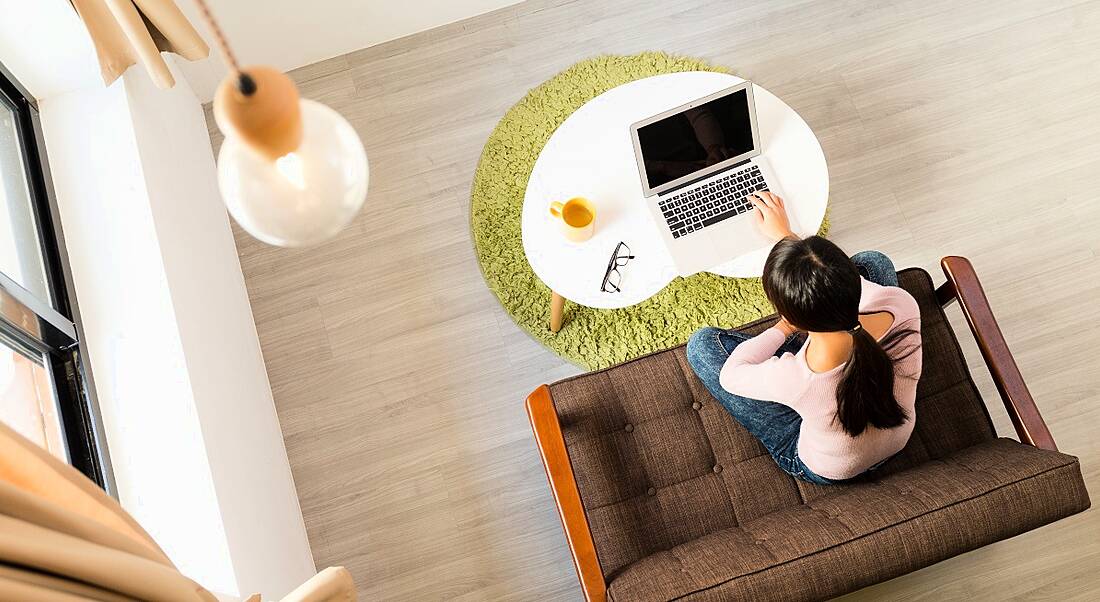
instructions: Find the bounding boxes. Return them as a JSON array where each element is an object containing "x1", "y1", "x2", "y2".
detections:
[
  {"x1": 0, "y1": 100, "x2": 50, "y2": 303},
  {"x1": 0, "y1": 342, "x2": 66, "y2": 461}
]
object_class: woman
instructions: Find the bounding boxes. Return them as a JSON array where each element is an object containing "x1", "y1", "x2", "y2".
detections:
[{"x1": 686, "y1": 192, "x2": 922, "y2": 485}]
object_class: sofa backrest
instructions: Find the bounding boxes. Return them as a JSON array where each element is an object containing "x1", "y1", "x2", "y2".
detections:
[{"x1": 547, "y1": 268, "x2": 997, "y2": 580}]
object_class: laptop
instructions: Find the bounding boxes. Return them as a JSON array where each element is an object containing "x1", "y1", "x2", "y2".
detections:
[{"x1": 629, "y1": 81, "x2": 794, "y2": 276}]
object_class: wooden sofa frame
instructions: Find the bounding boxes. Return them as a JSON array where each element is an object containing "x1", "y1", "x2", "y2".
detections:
[{"x1": 525, "y1": 256, "x2": 1058, "y2": 602}]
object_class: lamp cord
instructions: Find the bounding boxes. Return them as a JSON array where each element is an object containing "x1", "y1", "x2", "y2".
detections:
[{"x1": 191, "y1": 0, "x2": 256, "y2": 94}]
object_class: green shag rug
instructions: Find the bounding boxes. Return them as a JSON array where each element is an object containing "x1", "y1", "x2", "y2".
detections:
[{"x1": 470, "y1": 52, "x2": 827, "y2": 370}]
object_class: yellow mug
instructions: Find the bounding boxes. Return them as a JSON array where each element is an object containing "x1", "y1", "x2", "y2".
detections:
[{"x1": 549, "y1": 197, "x2": 595, "y2": 242}]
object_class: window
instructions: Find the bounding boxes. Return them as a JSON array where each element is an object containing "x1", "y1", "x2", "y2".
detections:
[{"x1": 0, "y1": 61, "x2": 109, "y2": 489}]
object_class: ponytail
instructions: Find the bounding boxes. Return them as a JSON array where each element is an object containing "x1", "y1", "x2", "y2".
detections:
[{"x1": 835, "y1": 326, "x2": 911, "y2": 437}]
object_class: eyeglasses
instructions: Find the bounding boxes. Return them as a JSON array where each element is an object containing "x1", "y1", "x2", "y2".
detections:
[{"x1": 601, "y1": 241, "x2": 635, "y2": 293}]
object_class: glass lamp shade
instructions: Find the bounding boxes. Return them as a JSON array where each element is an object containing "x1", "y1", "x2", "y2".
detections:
[{"x1": 216, "y1": 99, "x2": 369, "y2": 247}]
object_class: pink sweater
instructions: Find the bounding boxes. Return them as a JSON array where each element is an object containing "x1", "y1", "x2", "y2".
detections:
[{"x1": 719, "y1": 279, "x2": 923, "y2": 480}]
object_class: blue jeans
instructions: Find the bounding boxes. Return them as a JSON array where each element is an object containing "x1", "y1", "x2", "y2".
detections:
[{"x1": 685, "y1": 250, "x2": 898, "y2": 485}]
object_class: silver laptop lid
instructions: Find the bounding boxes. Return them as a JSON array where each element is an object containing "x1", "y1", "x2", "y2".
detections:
[{"x1": 630, "y1": 81, "x2": 762, "y2": 197}]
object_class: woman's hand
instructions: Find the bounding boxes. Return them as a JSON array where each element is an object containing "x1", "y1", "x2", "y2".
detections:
[
  {"x1": 750, "y1": 191, "x2": 795, "y2": 241},
  {"x1": 775, "y1": 316, "x2": 800, "y2": 336}
]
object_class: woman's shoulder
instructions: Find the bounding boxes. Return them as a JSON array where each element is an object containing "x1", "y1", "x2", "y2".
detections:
[
  {"x1": 889, "y1": 287, "x2": 922, "y2": 330},
  {"x1": 860, "y1": 278, "x2": 921, "y2": 325}
]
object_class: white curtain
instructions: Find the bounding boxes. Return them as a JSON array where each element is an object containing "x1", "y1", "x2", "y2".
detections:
[
  {"x1": 0, "y1": 419, "x2": 357, "y2": 600},
  {"x1": 69, "y1": 0, "x2": 210, "y2": 89}
]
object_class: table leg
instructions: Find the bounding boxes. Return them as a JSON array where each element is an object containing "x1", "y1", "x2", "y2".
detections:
[{"x1": 550, "y1": 292, "x2": 566, "y2": 333}]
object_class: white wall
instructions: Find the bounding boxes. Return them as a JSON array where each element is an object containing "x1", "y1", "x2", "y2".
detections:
[
  {"x1": 0, "y1": 0, "x2": 522, "y2": 101},
  {"x1": 39, "y1": 82, "x2": 239, "y2": 593},
  {"x1": 0, "y1": 0, "x2": 102, "y2": 98},
  {"x1": 39, "y1": 63, "x2": 314, "y2": 598},
  {"x1": 178, "y1": 0, "x2": 523, "y2": 100},
  {"x1": 124, "y1": 62, "x2": 316, "y2": 597}
]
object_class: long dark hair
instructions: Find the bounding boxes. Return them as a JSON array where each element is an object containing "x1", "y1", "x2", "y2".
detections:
[{"x1": 762, "y1": 236, "x2": 915, "y2": 437}]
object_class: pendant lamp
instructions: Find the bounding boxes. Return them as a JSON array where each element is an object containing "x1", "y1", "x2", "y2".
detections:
[{"x1": 194, "y1": 0, "x2": 369, "y2": 247}]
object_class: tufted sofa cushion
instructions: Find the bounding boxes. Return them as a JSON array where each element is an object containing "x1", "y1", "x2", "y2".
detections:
[
  {"x1": 547, "y1": 268, "x2": 1090, "y2": 599},
  {"x1": 605, "y1": 438, "x2": 1088, "y2": 601}
]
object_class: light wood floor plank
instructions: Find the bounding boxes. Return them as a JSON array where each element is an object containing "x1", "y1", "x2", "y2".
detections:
[{"x1": 205, "y1": 0, "x2": 1100, "y2": 599}]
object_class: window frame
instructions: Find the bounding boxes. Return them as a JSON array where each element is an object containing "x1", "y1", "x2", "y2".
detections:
[{"x1": 0, "y1": 59, "x2": 113, "y2": 492}]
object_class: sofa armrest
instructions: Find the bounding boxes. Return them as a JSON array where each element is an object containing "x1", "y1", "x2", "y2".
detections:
[
  {"x1": 526, "y1": 385, "x2": 607, "y2": 602},
  {"x1": 937, "y1": 256, "x2": 1057, "y2": 451}
]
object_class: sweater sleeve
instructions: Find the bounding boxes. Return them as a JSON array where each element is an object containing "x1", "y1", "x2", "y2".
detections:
[
  {"x1": 719, "y1": 327, "x2": 807, "y2": 407},
  {"x1": 887, "y1": 290, "x2": 924, "y2": 407}
]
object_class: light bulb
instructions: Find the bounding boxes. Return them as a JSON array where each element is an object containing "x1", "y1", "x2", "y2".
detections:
[{"x1": 216, "y1": 99, "x2": 369, "y2": 247}]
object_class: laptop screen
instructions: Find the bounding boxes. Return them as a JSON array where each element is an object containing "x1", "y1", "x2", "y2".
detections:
[{"x1": 636, "y1": 87, "x2": 756, "y2": 191}]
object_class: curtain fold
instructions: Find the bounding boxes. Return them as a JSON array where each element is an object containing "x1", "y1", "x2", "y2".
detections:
[
  {"x1": 0, "y1": 420, "x2": 213, "y2": 600},
  {"x1": 0, "y1": 420, "x2": 356, "y2": 600},
  {"x1": 69, "y1": 0, "x2": 210, "y2": 89}
]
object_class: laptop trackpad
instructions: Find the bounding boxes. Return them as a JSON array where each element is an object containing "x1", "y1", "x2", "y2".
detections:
[{"x1": 710, "y1": 219, "x2": 764, "y2": 259}]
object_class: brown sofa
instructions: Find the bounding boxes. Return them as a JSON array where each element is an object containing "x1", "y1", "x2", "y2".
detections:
[{"x1": 526, "y1": 257, "x2": 1090, "y2": 601}]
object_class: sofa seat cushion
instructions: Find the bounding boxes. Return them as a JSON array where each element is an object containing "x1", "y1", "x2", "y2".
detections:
[{"x1": 606, "y1": 438, "x2": 1090, "y2": 602}]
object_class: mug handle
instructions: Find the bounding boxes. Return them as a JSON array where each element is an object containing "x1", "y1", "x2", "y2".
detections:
[{"x1": 549, "y1": 201, "x2": 564, "y2": 218}]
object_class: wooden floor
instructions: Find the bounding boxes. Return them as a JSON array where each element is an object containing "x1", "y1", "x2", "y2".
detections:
[{"x1": 205, "y1": 0, "x2": 1100, "y2": 599}]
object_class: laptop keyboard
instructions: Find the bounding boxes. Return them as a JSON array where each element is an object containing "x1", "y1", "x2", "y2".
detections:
[{"x1": 659, "y1": 165, "x2": 768, "y2": 239}]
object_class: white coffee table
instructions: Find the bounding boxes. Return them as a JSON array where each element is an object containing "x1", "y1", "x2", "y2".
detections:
[{"x1": 521, "y1": 71, "x2": 828, "y2": 332}]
